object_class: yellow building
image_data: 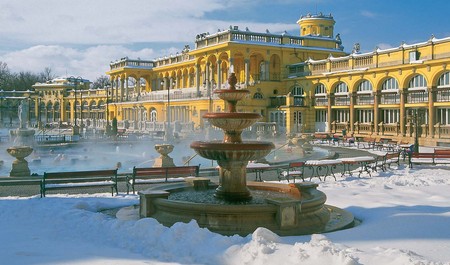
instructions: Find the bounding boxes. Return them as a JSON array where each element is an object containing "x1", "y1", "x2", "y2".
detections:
[{"x1": 32, "y1": 13, "x2": 450, "y2": 146}]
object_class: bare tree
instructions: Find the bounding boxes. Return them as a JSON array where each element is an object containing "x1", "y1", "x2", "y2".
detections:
[
  {"x1": 39, "y1": 67, "x2": 56, "y2": 82},
  {"x1": 91, "y1": 75, "x2": 111, "y2": 89}
]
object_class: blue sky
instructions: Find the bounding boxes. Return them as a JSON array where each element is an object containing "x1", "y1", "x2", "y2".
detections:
[{"x1": 0, "y1": 0, "x2": 449, "y2": 80}]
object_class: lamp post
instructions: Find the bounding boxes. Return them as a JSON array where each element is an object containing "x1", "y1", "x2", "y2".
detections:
[
  {"x1": 66, "y1": 76, "x2": 84, "y2": 135},
  {"x1": 161, "y1": 78, "x2": 175, "y2": 142},
  {"x1": 410, "y1": 108, "x2": 425, "y2": 153},
  {"x1": 105, "y1": 85, "x2": 111, "y2": 136}
]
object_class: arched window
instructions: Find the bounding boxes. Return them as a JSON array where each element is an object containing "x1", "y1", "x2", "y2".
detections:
[
  {"x1": 357, "y1": 80, "x2": 373, "y2": 93},
  {"x1": 407, "y1": 74, "x2": 428, "y2": 103},
  {"x1": 438, "y1": 71, "x2": 450, "y2": 88},
  {"x1": 150, "y1": 108, "x2": 157, "y2": 122},
  {"x1": 381, "y1": 78, "x2": 399, "y2": 91},
  {"x1": 291, "y1": 85, "x2": 305, "y2": 96},
  {"x1": 408, "y1": 74, "x2": 427, "y2": 89},
  {"x1": 314, "y1": 83, "x2": 326, "y2": 95},
  {"x1": 334, "y1": 82, "x2": 348, "y2": 94},
  {"x1": 436, "y1": 71, "x2": 450, "y2": 102}
]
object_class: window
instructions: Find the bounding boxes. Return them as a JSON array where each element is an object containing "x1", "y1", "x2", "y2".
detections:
[
  {"x1": 315, "y1": 110, "x2": 327, "y2": 122},
  {"x1": 269, "y1": 111, "x2": 286, "y2": 128},
  {"x1": 292, "y1": 86, "x2": 304, "y2": 96},
  {"x1": 408, "y1": 74, "x2": 427, "y2": 89},
  {"x1": 335, "y1": 110, "x2": 349, "y2": 123},
  {"x1": 357, "y1": 80, "x2": 373, "y2": 93},
  {"x1": 438, "y1": 71, "x2": 450, "y2": 88},
  {"x1": 381, "y1": 78, "x2": 399, "y2": 91},
  {"x1": 356, "y1": 110, "x2": 373, "y2": 123},
  {"x1": 150, "y1": 109, "x2": 157, "y2": 122},
  {"x1": 315, "y1": 83, "x2": 327, "y2": 95},
  {"x1": 334, "y1": 82, "x2": 348, "y2": 94},
  {"x1": 382, "y1": 109, "x2": 399, "y2": 124},
  {"x1": 437, "y1": 108, "x2": 450, "y2": 125},
  {"x1": 409, "y1": 51, "x2": 419, "y2": 62},
  {"x1": 291, "y1": 85, "x2": 305, "y2": 106}
]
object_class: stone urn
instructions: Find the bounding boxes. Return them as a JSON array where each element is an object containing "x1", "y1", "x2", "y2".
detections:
[
  {"x1": 7, "y1": 146, "x2": 33, "y2": 177},
  {"x1": 153, "y1": 144, "x2": 175, "y2": 167}
]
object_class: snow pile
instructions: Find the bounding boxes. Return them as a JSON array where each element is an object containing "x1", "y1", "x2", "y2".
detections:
[{"x1": 0, "y1": 164, "x2": 449, "y2": 265}]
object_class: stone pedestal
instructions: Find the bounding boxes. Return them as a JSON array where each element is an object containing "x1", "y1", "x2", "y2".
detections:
[
  {"x1": 138, "y1": 190, "x2": 170, "y2": 218},
  {"x1": 7, "y1": 146, "x2": 33, "y2": 177},
  {"x1": 153, "y1": 144, "x2": 175, "y2": 167}
]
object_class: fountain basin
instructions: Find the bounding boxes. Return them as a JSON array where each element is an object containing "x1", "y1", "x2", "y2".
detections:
[
  {"x1": 7, "y1": 146, "x2": 33, "y2": 159},
  {"x1": 190, "y1": 141, "x2": 274, "y2": 161},
  {"x1": 203, "y1": 113, "x2": 261, "y2": 131},
  {"x1": 138, "y1": 180, "x2": 354, "y2": 236},
  {"x1": 214, "y1": 89, "x2": 249, "y2": 102}
]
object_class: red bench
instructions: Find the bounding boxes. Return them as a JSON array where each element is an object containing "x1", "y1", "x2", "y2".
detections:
[
  {"x1": 408, "y1": 149, "x2": 450, "y2": 168},
  {"x1": 278, "y1": 162, "x2": 305, "y2": 182}
]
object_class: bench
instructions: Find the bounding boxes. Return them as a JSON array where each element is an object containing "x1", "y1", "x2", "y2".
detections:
[
  {"x1": 127, "y1": 165, "x2": 200, "y2": 194},
  {"x1": 357, "y1": 137, "x2": 376, "y2": 149},
  {"x1": 41, "y1": 169, "x2": 118, "y2": 197},
  {"x1": 278, "y1": 162, "x2": 305, "y2": 182},
  {"x1": 313, "y1": 133, "x2": 331, "y2": 144},
  {"x1": 408, "y1": 149, "x2": 450, "y2": 168},
  {"x1": 375, "y1": 152, "x2": 401, "y2": 171},
  {"x1": 0, "y1": 177, "x2": 41, "y2": 196}
]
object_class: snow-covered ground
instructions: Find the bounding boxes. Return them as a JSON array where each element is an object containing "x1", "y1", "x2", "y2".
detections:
[{"x1": 0, "y1": 147, "x2": 449, "y2": 265}]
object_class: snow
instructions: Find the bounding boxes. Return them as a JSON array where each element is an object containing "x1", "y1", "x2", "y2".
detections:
[{"x1": 1, "y1": 153, "x2": 450, "y2": 264}]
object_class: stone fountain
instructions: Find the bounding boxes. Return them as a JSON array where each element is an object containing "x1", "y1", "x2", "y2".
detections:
[
  {"x1": 7, "y1": 99, "x2": 35, "y2": 177},
  {"x1": 138, "y1": 72, "x2": 354, "y2": 236},
  {"x1": 153, "y1": 144, "x2": 175, "y2": 167},
  {"x1": 190, "y1": 72, "x2": 275, "y2": 200}
]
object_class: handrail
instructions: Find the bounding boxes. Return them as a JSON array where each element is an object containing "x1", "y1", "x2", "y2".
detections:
[
  {"x1": 267, "y1": 141, "x2": 291, "y2": 157},
  {"x1": 183, "y1": 153, "x2": 215, "y2": 167},
  {"x1": 183, "y1": 153, "x2": 198, "y2": 166}
]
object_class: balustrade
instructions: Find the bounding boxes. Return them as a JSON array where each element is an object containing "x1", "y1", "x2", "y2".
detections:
[
  {"x1": 356, "y1": 94, "x2": 374, "y2": 105},
  {"x1": 334, "y1": 96, "x2": 350, "y2": 106},
  {"x1": 313, "y1": 97, "x2": 328, "y2": 106},
  {"x1": 406, "y1": 91, "x2": 428, "y2": 103},
  {"x1": 436, "y1": 89, "x2": 450, "y2": 102},
  {"x1": 380, "y1": 93, "x2": 400, "y2": 104}
]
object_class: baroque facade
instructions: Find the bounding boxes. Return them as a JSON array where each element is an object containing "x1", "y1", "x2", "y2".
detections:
[{"x1": 24, "y1": 13, "x2": 450, "y2": 146}]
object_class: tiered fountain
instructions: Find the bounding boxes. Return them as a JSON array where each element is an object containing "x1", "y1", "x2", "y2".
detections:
[
  {"x1": 190, "y1": 71, "x2": 275, "y2": 201},
  {"x1": 7, "y1": 100, "x2": 35, "y2": 177},
  {"x1": 138, "y1": 72, "x2": 354, "y2": 236}
]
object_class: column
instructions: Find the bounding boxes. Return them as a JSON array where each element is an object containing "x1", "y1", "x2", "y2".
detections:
[
  {"x1": 206, "y1": 62, "x2": 211, "y2": 96},
  {"x1": 349, "y1": 92, "x2": 355, "y2": 134},
  {"x1": 136, "y1": 77, "x2": 141, "y2": 95},
  {"x1": 428, "y1": 87, "x2": 434, "y2": 137},
  {"x1": 125, "y1": 77, "x2": 129, "y2": 101},
  {"x1": 120, "y1": 78, "x2": 125, "y2": 102},
  {"x1": 400, "y1": 90, "x2": 406, "y2": 136},
  {"x1": 327, "y1": 97, "x2": 332, "y2": 133},
  {"x1": 265, "y1": 61, "x2": 270, "y2": 81},
  {"x1": 245, "y1": 59, "x2": 250, "y2": 87},
  {"x1": 196, "y1": 64, "x2": 201, "y2": 96},
  {"x1": 115, "y1": 78, "x2": 119, "y2": 102},
  {"x1": 217, "y1": 60, "x2": 222, "y2": 89},
  {"x1": 110, "y1": 78, "x2": 115, "y2": 101},
  {"x1": 373, "y1": 91, "x2": 379, "y2": 135}
]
